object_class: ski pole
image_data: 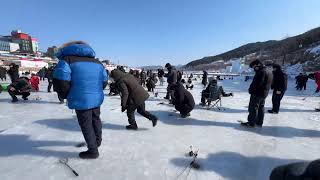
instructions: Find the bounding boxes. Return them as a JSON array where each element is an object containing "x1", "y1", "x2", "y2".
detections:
[
  {"x1": 302, "y1": 92, "x2": 317, "y2": 101},
  {"x1": 59, "y1": 158, "x2": 79, "y2": 176}
]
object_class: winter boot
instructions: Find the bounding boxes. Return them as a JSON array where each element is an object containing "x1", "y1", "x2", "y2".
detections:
[
  {"x1": 164, "y1": 96, "x2": 169, "y2": 100},
  {"x1": 268, "y1": 110, "x2": 278, "y2": 114},
  {"x1": 22, "y1": 97, "x2": 28, "y2": 101},
  {"x1": 149, "y1": 115, "x2": 158, "y2": 127},
  {"x1": 11, "y1": 98, "x2": 18, "y2": 103},
  {"x1": 126, "y1": 124, "x2": 138, "y2": 130},
  {"x1": 240, "y1": 122, "x2": 255, "y2": 128},
  {"x1": 79, "y1": 149, "x2": 99, "y2": 159},
  {"x1": 181, "y1": 113, "x2": 191, "y2": 118}
]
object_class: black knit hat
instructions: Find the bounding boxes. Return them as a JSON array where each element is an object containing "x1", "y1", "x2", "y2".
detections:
[
  {"x1": 272, "y1": 63, "x2": 281, "y2": 69},
  {"x1": 165, "y1": 63, "x2": 171, "y2": 68},
  {"x1": 249, "y1": 59, "x2": 263, "y2": 68}
]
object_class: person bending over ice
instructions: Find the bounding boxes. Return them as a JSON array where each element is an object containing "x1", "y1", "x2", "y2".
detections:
[
  {"x1": 172, "y1": 82, "x2": 195, "y2": 118},
  {"x1": 110, "y1": 69, "x2": 158, "y2": 130},
  {"x1": 200, "y1": 78, "x2": 233, "y2": 106}
]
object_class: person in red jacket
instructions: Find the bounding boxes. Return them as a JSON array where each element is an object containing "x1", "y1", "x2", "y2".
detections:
[
  {"x1": 314, "y1": 71, "x2": 320, "y2": 111},
  {"x1": 315, "y1": 71, "x2": 320, "y2": 93},
  {"x1": 29, "y1": 73, "x2": 40, "y2": 92}
]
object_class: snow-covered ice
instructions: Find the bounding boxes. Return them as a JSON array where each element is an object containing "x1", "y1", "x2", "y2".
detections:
[{"x1": 0, "y1": 77, "x2": 319, "y2": 180}]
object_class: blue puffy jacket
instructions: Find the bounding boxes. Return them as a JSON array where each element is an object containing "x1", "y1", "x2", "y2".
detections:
[{"x1": 53, "y1": 43, "x2": 108, "y2": 110}]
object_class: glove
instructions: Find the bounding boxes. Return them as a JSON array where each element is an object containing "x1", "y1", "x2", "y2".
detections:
[
  {"x1": 276, "y1": 91, "x2": 282, "y2": 95},
  {"x1": 316, "y1": 89, "x2": 319, "y2": 93}
]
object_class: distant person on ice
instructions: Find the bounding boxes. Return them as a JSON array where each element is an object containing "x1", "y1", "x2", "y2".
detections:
[
  {"x1": 200, "y1": 78, "x2": 233, "y2": 106},
  {"x1": 171, "y1": 82, "x2": 195, "y2": 118},
  {"x1": 313, "y1": 71, "x2": 320, "y2": 111},
  {"x1": 164, "y1": 63, "x2": 177, "y2": 101},
  {"x1": 202, "y1": 70, "x2": 208, "y2": 87},
  {"x1": 146, "y1": 76, "x2": 156, "y2": 92},
  {"x1": 314, "y1": 71, "x2": 320, "y2": 93},
  {"x1": 158, "y1": 68, "x2": 165, "y2": 86},
  {"x1": 53, "y1": 41, "x2": 108, "y2": 159},
  {"x1": 186, "y1": 78, "x2": 194, "y2": 90},
  {"x1": 8, "y1": 77, "x2": 32, "y2": 102},
  {"x1": 7, "y1": 63, "x2": 19, "y2": 83},
  {"x1": 29, "y1": 73, "x2": 40, "y2": 92},
  {"x1": 241, "y1": 59, "x2": 273, "y2": 127},
  {"x1": 268, "y1": 64, "x2": 288, "y2": 114},
  {"x1": 110, "y1": 69, "x2": 158, "y2": 130},
  {"x1": 46, "y1": 65, "x2": 55, "y2": 93},
  {"x1": 0, "y1": 65, "x2": 7, "y2": 81}
]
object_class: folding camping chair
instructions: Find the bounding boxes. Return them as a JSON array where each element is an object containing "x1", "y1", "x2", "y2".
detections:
[
  {"x1": 202, "y1": 85, "x2": 223, "y2": 110},
  {"x1": 206, "y1": 95, "x2": 222, "y2": 110}
]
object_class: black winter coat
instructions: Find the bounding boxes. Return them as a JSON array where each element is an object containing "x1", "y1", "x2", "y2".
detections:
[
  {"x1": 9, "y1": 77, "x2": 32, "y2": 92},
  {"x1": 46, "y1": 67, "x2": 55, "y2": 81},
  {"x1": 249, "y1": 67, "x2": 273, "y2": 98},
  {"x1": 271, "y1": 70, "x2": 288, "y2": 92},
  {"x1": 8, "y1": 65, "x2": 19, "y2": 81},
  {"x1": 158, "y1": 69, "x2": 164, "y2": 78},
  {"x1": 0, "y1": 67, "x2": 6, "y2": 78},
  {"x1": 202, "y1": 71, "x2": 208, "y2": 85},
  {"x1": 111, "y1": 69, "x2": 149, "y2": 110},
  {"x1": 165, "y1": 67, "x2": 177, "y2": 84},
  {"x1": 173, "y1": 83, "x2": 195, "y2": 110}
]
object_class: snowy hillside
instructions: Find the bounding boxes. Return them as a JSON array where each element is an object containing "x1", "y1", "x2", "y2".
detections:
[
  {"x1": 306, "y1": 44, "x2": 320, "y2": 55},
  {"x1": 0, "y1": 78, "x2": 320, "y2": 180}
]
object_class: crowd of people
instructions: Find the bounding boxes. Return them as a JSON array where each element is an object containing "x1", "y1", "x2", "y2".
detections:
[{"x1": 0, "y1": 41, "x2": 320, "y2": 179}]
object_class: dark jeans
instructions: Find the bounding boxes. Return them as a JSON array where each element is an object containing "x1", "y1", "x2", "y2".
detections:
[
  {"x1": 58, "y1": 94, "x2": 64, "y2": 102},
  {"x1": 302, "y1": 83, "x2": 307, "y2": 90},
  {"x1": 76, "y1": 107, "x2": 102, "y2": 151},
  {"x1": 201, "y1": 90, "x2": 209, "y2": 104},
  {"x1": 272, "y1": 91, "x2": 285, "y2": 113},
  {"x1": 8, "y1": 87, "x2": 30, "y2": 101},
  {"x1": 126, "y1": 102, "x2": 155, "y2": 126},
  {"x1": 147, "y1": 87, "x2": 154, "y2": 92},
  {"x1": 140, "y1": 80, "x2": 146, "y2": 87},
  {"x1": 165, "y1": 83, "x2": 175, "y2": 100},
  {"x1": 247, "y1": 95, "x2": 266, "y2": 126},
  {"x1": 48, "y1": 80, "x2": 53, "y2": 92}
]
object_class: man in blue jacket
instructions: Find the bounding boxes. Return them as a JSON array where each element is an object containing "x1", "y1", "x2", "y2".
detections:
[{"x1": 53, "y1": 41, "x2": 108, "y2": 159}]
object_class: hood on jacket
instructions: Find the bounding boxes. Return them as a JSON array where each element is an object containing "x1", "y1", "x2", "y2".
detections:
[
  {"x1": 272, "y1": 63, "x2": 283, "y2": 74},
  {"x1": 110, "y1": 69, "x2": 127, "y2": 82},
  {"x1": 55, "y1": 42, "x2": 96, "y2": 59}
]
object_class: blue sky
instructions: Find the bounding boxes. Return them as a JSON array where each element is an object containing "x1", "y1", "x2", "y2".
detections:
[{"x1": 0, "y1": 0, "x2": 319, "y2": 67}]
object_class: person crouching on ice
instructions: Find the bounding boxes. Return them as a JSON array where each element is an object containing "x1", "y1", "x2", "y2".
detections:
[
  {"x1": 8, "y1": 77, "x2": 32, "y2": 102},
  {"x1": 110, "y1": 69, "x2": 158, "y2": 130},
  {"x1": 53, "y1": 41, "x2": 108, "y2": 159},
  {"x1": 172, "y1": 82, "x2": 195, "y2": 118}
]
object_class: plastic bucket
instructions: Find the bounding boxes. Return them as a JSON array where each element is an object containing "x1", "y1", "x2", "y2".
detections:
[{"x1": 0, "y1": 83, "x2": 9, "y2": 92}]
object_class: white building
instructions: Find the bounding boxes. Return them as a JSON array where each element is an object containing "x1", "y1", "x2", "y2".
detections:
[{"x1": 9, "y1": 42, "x2": 19, "y2": 52}]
